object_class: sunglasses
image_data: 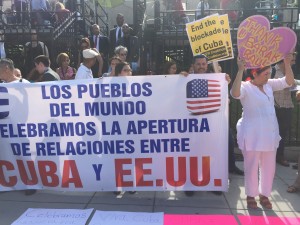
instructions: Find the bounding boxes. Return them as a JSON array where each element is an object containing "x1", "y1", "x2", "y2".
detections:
[{"x1": 122, "y1": 68, "x2": 132, "y2": 72}]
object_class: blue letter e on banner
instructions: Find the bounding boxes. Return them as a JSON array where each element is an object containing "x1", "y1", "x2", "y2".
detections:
[{"x1": 0, "y1": 86, "x2": 9, "y2": 119}]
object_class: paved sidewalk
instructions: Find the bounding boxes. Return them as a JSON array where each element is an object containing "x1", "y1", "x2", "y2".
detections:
[{"x1": 0, "y1": 161, "x2": 299, "y2": 225}]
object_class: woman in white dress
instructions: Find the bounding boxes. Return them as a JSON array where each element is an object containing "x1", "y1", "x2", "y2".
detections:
[{"x1": 231, "y1": 54, "x2": 295, "y2": 209}]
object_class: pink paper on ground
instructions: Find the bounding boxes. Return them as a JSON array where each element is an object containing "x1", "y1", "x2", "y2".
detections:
[
  {"x1": 164, "y1": 214, "x2": 238, "y2": 225},
  {"x1": 238, "y1": 215, "x2": 300, "y2": 225}
]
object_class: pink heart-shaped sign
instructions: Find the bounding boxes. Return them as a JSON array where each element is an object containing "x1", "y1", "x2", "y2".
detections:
[{"x1": 237, "y1": 15, "x2": 297, "y2": 68}]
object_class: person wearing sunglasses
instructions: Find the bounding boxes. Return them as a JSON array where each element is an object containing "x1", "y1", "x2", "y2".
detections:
[{"x1": 114, "y1": 45, "x2": 128, "y2": 62}]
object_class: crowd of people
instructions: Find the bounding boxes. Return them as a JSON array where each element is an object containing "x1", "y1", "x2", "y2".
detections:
[
  {"x1": 0, "y1": 6, "x2": 299, "y2": 209},
  {"x1": 1, "y1": 47, "x2": 299, "y2": 203},
  {"x1": 0, "y1": 49, "x2": 299, "y2": 205},
  {"x1": 0, "y1": 12, "x2": 141, "y2": 81},
  {"x1": 5, "y1": 0, "x2": 73, "y2": 26}
]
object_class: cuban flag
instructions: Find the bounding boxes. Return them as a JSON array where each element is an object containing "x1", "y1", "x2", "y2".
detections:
[
  {"x1": 186, "y1": 79, "x2": 221, "y2": 115},
  {"x1": 0, "y1": 86, "x2": 9, "y2": 119}
]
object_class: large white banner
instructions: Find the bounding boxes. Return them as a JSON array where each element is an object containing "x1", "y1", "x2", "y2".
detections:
[{"x1": 0, "y1": 74, "x2": 228, "y2": 192}]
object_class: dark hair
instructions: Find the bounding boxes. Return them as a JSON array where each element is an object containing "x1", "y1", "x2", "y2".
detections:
[
  {"x1": 163, "y1": 61, "x2": 176, "y2": 74},
  {"x1": 277, "y1": 59, "x2": 284, "y2": 64},
  {"x1": 193, "y1": 54, "x2": 208, "y2": 63},
  {"x1": 115, "y1": 61, "x2": 130, "y2": 75},
  {"x1": 245, "y1": 66, "x2": 271, "y2": 80},
  {"x1": 34, "y1": 55, "x2": 50, "y2": 67},
  {"x1": 79, "y1": 38, "x2": 90, "y2": 48},
  {"x1": 252, "y1": 66, "x2": 271, "y2": 75},
  {"x1": 109, "y1": 56, "x2": 122, "y2": 64},
  {"x1": 0, "y1": 58, "x2": 15, "y2": 71}
]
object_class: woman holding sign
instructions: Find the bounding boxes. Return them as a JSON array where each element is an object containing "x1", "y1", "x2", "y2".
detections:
[{"x1": 231, "y1": 54, "x2": 295, "y2": 209}]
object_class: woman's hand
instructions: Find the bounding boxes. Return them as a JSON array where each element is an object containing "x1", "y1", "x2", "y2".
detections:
[
  {"x1": 284, "y1": 52, "x2": 294, "y2": 66},
  {"x1": 231, "y1": 56, "x2": 245, "y2": 98},
  {"x1": 179, "y1": 71, "x2": 189, "y2": 77},
  {"x1": 283, "y1": 53, "x2": 295, "y2": 86},
  {"x1": 237, "y1": 57, "x2": 246, "y2": 72}
]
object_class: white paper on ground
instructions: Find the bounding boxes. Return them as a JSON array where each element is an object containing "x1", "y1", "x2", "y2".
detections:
[
  {"x1": 88, "y1": 210, "x2": 164, "y2": 225},
  {"x1": 11, "y1": 208, "x2": 94, "y2": 225}
]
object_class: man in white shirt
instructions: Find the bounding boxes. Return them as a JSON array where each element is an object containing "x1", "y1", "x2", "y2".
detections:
[
  {"x1": 0, "y1": 58, "x2": 30, "y2": 83},
  {"x1": 13, "y1": 68, "x2": 22, "y2": 78},
  {"x1": 75, "y1": 49, "x2": 99, "y2": 79}
]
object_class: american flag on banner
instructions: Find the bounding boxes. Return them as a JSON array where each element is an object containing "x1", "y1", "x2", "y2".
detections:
[
  {"x1": 0, "y1": 86, "x2": 9, "y2": 119},
  {"x1": 186, "y1": 79, "x2": 221, "y2": 115}
]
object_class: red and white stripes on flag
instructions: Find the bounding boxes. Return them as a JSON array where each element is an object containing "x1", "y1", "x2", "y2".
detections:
[{"x1": 186, "y1": 79, "x2": 221, "y2": 115}]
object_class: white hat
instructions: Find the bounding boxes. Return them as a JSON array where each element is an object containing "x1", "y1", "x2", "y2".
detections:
[{"x1": 83, "y1": 49, "x2": 99, "y2": 58}]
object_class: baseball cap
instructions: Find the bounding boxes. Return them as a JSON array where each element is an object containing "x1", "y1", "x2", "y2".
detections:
[{"x1": 83, "y1": 49, "x2": 99, "y2": 58}]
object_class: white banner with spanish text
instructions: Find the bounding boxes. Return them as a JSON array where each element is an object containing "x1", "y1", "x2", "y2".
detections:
[{"x1": 0, "y1": 74, "x2": 228, "y2": 192}]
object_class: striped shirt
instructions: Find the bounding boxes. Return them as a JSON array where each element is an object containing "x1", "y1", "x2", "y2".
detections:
[{"x1": 273, "y1": 64, "x2": 294, "y2": 108}]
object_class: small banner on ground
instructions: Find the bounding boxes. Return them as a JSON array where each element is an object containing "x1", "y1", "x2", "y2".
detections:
[
  {"x1": 186, "y1": 14, "x2": 233, "y2": 61},
  {"x1": 89, "y1": 211, "x2": 164, "y2": 225},
  {"x1": 237, "y1": 15, "x2": 297, "y2": 68},
  {"x1": 0, "y1": 75, "x2": 228, "y2": 192},
  {"x1": 11, "y1": 208, "x2": 94, "y2": 225}
]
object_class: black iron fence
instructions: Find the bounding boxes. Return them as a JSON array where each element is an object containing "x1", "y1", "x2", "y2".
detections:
[
  {"x1": 143, "y1": 5, "x2": 300, "y2": 145},
  {"x1": 0, "y1": 0, "x2": 109, "y2": 72}
]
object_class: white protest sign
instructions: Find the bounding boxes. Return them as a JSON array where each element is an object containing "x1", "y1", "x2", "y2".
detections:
[
  {"x1": 89, "y1": 211, "x2": 164, "y2": 225},
  {"x1": 0, "y1": 75, "x2": 228, "y2": 192},
  {"x1": 11, "y1": 208, "x2": 94, "y2": 225}
]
